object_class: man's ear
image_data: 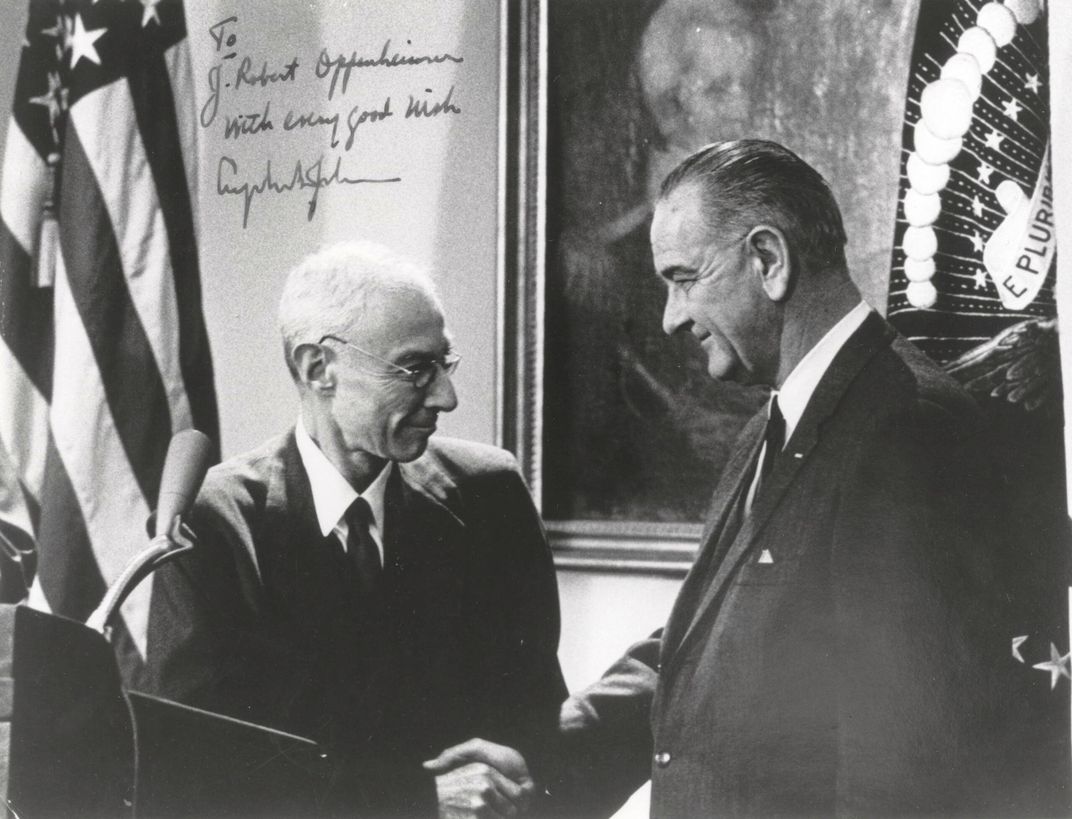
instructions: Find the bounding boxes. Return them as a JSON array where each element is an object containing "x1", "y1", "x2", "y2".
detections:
[
  {"x1": 292, "y1": 342, "x2": 334, "y2": 394},
  {"x1": 746, "y1": 225, "x2": 792, "y2": 303}
]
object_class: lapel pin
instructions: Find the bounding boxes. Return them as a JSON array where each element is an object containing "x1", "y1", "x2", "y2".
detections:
[
  {"x1": 792, "y1": 452, "x2": 803, "y2": 459},
  {"x1": 758, "y1": 549, "x2": 774, "y2": 564}
]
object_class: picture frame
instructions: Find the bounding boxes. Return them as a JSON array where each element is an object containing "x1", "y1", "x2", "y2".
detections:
[
  {"x1": 495, "y1": 0, "x2": 920, "y2": 575},
  {"x1": 494, "y1": 0, "x2": 758, "y2": 575}
]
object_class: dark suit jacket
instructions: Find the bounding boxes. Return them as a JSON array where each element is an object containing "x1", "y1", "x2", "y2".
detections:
[
  {"x1": 544, "y1": 313, "x2": 1042, "y2": 817},
  {"x1": 140, "y1": 433, "x2": 567, "y2": 816}
]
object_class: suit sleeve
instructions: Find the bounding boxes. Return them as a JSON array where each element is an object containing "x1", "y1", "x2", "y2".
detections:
[
  {"x1": 138, "y1": 487, "x2": 281, "y2": 723},
  {"x1": 462, "y1": 453, "x2": 658, "y2": 816},
  {"x1": 829, "y1": 400, "x2": 1011, "y2": 815},
  {"x1": 536, "y1": 634, "x2": 661, "y2": 818},
  {"x1": 463, "y1": 462, "x2": 568, "y2": 751}
]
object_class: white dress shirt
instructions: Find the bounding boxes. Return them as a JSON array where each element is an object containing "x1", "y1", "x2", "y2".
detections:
[
  {"x1": 294, "y1": 417, "x2": 389, "y2": 565},
  {"x1": 745, "y1": 301, "x2": 871, "y2": 511}
]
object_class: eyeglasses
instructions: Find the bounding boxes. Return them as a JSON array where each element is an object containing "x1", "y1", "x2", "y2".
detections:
[{"x1": 319, "y1": 334, "x2": 461, "y2": 389}]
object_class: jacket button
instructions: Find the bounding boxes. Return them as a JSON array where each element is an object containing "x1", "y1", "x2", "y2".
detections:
[{"x1": 654, "y1": 751, "x2": 672, "y2": 768}]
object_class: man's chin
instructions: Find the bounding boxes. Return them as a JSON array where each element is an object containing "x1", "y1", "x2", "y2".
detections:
[
  {"x1": 707, "y1": 358, "x2": 760, "y2": 387},
  {"x1": 392, "y1": 429, "x2": 434, "y2": 462},
  {"x1": 705, "y1": 356, "x2": 739, "y2": 383}
]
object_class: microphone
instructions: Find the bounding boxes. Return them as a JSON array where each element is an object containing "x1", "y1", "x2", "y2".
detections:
[
  {"x1": 154, "y1": 429, "x2": 214, "y2": 538},
  {"x1": 86, "y1": 429, "x2": 213, "y2": 634}
]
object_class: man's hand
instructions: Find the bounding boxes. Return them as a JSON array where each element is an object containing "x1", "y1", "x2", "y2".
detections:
[{"x1": 423, "y1": 738, "x2": 535, "y2": 818}]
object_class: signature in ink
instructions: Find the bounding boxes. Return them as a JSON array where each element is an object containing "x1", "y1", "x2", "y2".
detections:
[{"x1": 216, "y1": 154, "x2": 401, "y2": 227}]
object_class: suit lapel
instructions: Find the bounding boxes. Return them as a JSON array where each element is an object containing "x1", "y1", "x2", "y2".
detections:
[
  {"x1": 665, "y1": 312, "x2": 894, "y2": 672},
  {"x1": 388, "y1": 457, "x2": 468, "y2": 620},
  {"x1": 659, "y1": 413, "x2": 766, "y2": 666},
  {"x1": 696, "y1": 414, "x2": 767, "y2": 555},
  {"x1": 261, "y1": 433, "x2": 353, "y2": 631},
  {"x1": 260, "y1": 440, "x2": 471, "y2": 634}
]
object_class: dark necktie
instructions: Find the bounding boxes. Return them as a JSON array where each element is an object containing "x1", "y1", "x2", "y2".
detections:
[
  {"x1": 686, "y1": 395, "x2": 788, "y2": 628},
  {"x1": 344, "y1": 497, "x2": 382, "y2": 602},
  {"x1": 717, "y1": 394, "x2": 787, "y2": 555},
  {"x1": 755, "y1": 394, "x2": 785, "y2": 500}
]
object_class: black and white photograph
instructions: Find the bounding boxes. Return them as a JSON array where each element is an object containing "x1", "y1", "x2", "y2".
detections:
[{"x1": 0, "y1": 0, "x2": 1070, "y2": 816}]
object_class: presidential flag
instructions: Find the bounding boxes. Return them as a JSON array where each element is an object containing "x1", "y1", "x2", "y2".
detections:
[
  {"x1": 886, "y1": 0, "x2": 1069, "y2": 799},
  {"x1": 0, "y1": 0, "x2": 218, "y2": 680},
  {"x1": 887, "y1": 0, "x2": 1055, "y2": 366}
]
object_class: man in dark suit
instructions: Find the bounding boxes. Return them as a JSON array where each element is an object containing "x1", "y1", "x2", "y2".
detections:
[
  {"x1": 430, "y1": 140, "x2": 1044, "y2": 816},
  {"x1": 140, "y1": 241, "x2": 567, "y2": 817}
]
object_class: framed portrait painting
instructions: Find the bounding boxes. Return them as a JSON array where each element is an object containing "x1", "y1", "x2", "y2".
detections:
[{"x1": 499, "y1": 0, "x2": 915, "y2": 573}]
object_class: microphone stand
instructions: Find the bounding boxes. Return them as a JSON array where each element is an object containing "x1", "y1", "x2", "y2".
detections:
[{"x1": 85, "y1": 516, "x2": 197, "y2": 636}]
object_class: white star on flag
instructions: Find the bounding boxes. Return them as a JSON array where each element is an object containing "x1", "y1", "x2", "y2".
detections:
[
  {"x1": 69, "y1": 14, "x2": 105, "y2": 69},
  {"x1": 62, "y1": 15, "x2": 75, "y2": 52},
  {"x1": 43, "y1": 15, "x2": 74, "y2": 62},
  {"x1": 1032, "y1": 643, "x2": 1072, "y2": 690},
  {"x1": 141, "y1": 0, "x2": 162, "y2": 28},
  {"x1": 970, "y1": 232, "x2": 984, "y2": 252},
  {"x1": 972, "y1": 197, "x2": 984, "y2": 217},
  {"x1": 1025, "y1": 74, "x2": 1040, "y2": 93},
  {"x1": 973, "y1": 269, "x2": 988, "y2": 290},
  {"x1": 984, "y1": 130, "x2": 1004, "y2": 151},
  {"x1": 1002, "y1": 99, "x2": 1022, "y2": 122},
  {"x1": 1012, "y1": 635, "x2": 1028, "y2": 662},
  {"x1": 28, "y1": 71, "x2": 67, "y2": 128},
  {"x1": 977, "y1": 162, "x2": 994, "y2": 184},
  {"x1": 40, "y1": 19, "x2": 64, "y2": 40}
]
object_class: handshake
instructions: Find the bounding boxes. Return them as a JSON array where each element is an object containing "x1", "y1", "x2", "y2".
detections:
[{"x1": 424, "y1": 738, "x2": 537, "y2": 819}]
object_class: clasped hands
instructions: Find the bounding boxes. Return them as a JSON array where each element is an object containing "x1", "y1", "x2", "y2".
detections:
[{"x1": 423, "y1": 738, "x2": 535, "y2": 819}]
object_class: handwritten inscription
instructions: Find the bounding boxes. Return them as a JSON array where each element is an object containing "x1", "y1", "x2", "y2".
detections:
[
  {"x1": 203, "y1": 16, "x2": 465, "y2": 227},
  {"x1": 316, "y1": 41, "x2": 464, "y2": 100},
  {"x1": 217, "y1": 155, "x2": 401, "y2": 228}
]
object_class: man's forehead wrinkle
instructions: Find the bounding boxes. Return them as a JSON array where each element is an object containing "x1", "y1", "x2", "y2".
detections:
[
  {"x1": 657, "y1": 263, "x2": 691, "y2": 284},
  {"x1": 659, "y1": 188, "x2": 709, "y2": 235},
  {"x1": 393, "y1": 335, "x2": 451, "y2": 360},
  {"x1": 383, "y1": 312, "x2": 451, "y2": 361},
  {"x1": 347, "y1": 288, "x2": 442, "y2": 343}
]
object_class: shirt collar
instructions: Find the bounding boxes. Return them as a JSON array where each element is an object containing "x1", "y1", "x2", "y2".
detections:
[
  {"x1": 775, "y1": 301, "x2": 871, "y2": 444},
  {"x1": 294, "y1": 417, "x2": 390, "y2": 540}
]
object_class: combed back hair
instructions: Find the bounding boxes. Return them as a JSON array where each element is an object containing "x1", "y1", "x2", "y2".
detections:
[
  {"x1": 659, "y1": 139, "x2": 848, "y2": 268},
  {"x1": 278, "y1": 240, "x2": 442, "y2": 380}
]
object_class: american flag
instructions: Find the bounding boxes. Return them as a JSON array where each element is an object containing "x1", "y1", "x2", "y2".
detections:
[{"x1": 0, "y1": 0, "x2": 218, "y2": 681}]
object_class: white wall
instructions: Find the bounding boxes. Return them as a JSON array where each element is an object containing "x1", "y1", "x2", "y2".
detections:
[{"x1": 558, "y1": 571, "x2": 680, "y2": 688}]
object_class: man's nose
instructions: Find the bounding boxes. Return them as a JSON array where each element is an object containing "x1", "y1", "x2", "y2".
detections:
[
  {"x1": 425, "y1": 366, "x2": 459, "y2": 412},
  {"x1": 662, "y1": 286, "x2": 690, "y2": 335}
]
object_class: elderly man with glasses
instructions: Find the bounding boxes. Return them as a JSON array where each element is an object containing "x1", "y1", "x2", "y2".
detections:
[{"x1": 140, "y1": 240, "x2": 566, "y2": 817}]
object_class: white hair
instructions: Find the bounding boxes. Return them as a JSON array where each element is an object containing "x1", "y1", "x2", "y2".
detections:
[{"x1": 278, "y1": 240, "x2": 441, "y2": 379}]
